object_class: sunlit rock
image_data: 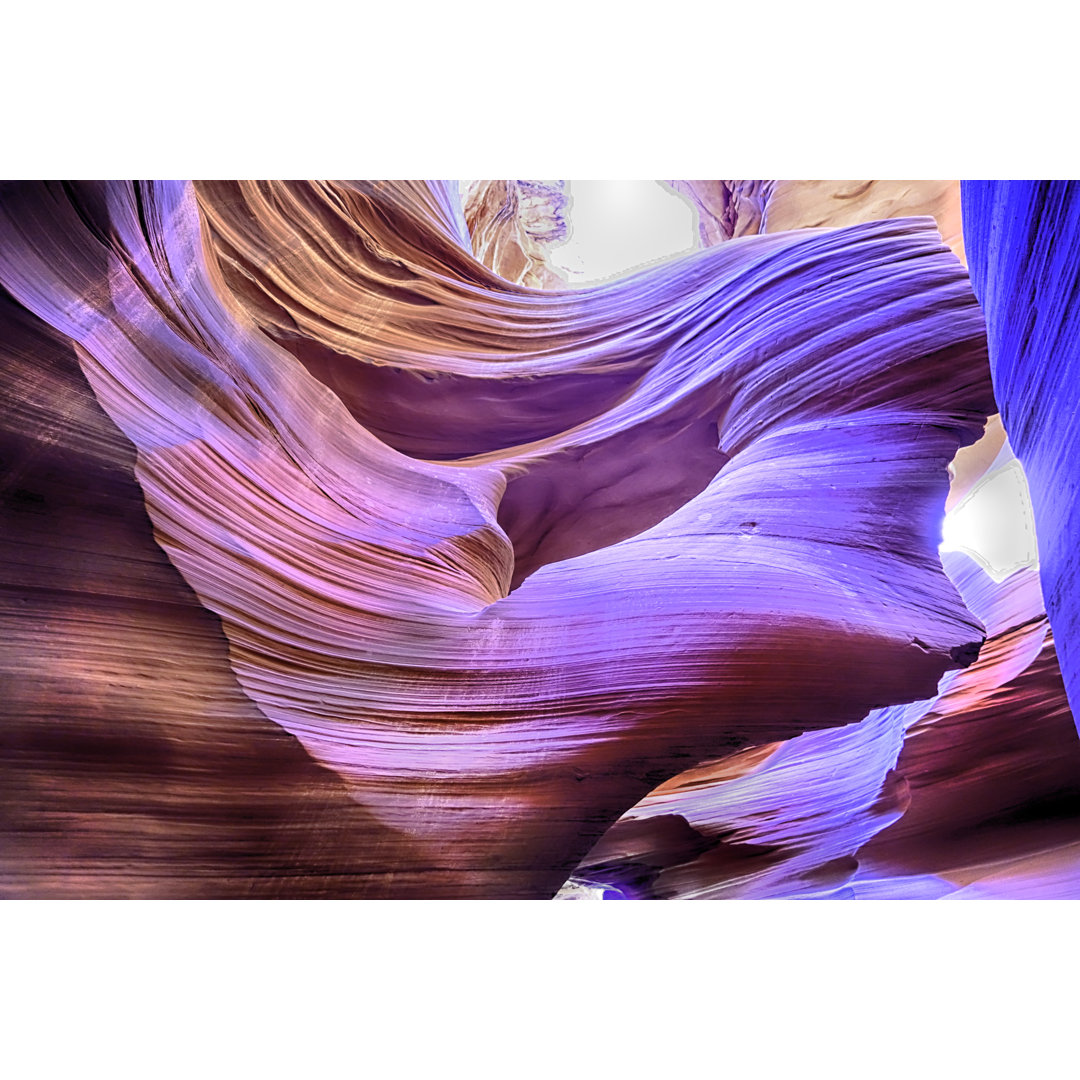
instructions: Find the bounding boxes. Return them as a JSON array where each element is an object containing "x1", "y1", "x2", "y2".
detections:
[
  {"x1": 567, "y1": 440, "x2": 1076, "y2": 900},
  {"x1": 462, "y1": 180, "x2": 569, "y2": 288},
  {"x1": 669, "y1": 180, "x2": 965, "y2": 260},
  {"x1": 0, "y1": 180, "x2": 1002, "y2": 897},
  {"x1": 963, "y1": 180, "x2": 1080, "y2": 732}
]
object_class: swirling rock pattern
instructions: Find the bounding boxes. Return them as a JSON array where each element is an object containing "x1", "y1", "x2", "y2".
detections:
[
  {"x1": 462, "y1": 180, "x2": 569, "y2": 289},
  {"x1": 567, "y1": 533, "x2": 1073, "y2": 899},
  {"x1": 562, "y1": 182, "x2": 1080, "y2": 900},
  {"x1": 0, "y1": 180, "x2": 1011, "y2": 898},
  {"x1": 962, "y1": 181, "x2": 1080, "y2": 732},
  {"x1": 0, "y1": 286, "x2": 407, "y2": 897},
  {"x1": 670, "y1": 180, "x2": 964, "y2": 260}
]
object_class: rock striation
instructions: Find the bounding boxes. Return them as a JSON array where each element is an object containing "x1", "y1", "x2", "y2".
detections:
[
  {"x1": 669, "y1": 180, "x2": 965, "y2": 260},
  {"x1": 462, "y1": 180, "x2": 569, "y2": 289},
  {"x1": 562, "y1": 180, "x2": 1080, "y2": 900},
  {"x1": 962, "y1": 181, "x2": 1080, "y2": 733},
  {"x1": 0, "y1": 180, "x2": 1004, "y2": 897}
]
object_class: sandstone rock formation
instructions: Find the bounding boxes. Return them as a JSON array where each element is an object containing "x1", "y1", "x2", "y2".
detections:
[
  {"x1": 669, "y1": 180, "x2": 965, "y2": 260},
  {"x1": 462, "y1": 180, "x2": 569, "y2": 289},
  {"x1": 560, "y1": 180, "x2": 1079, "y2": 900},
  {"x1": 565, "y1": 509, "x2": 1078, "y2": 899},
  {"x1": 962, "y1": 182, "x2": 1080, "y2": 732},
  {"x1": 2, "y1": 179, "x2": 1063, "y2": 899}
]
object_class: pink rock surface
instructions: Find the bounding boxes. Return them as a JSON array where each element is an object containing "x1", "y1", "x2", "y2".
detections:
[{"x1": 0, "y1": 181, "x2": 996, "y2": 897}]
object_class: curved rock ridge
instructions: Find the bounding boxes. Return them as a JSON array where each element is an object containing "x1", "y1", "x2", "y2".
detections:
[
  {"x1": 962, "y1": 181, "x2": 1080, "y2": 732},
  {"x1": 0, "y1": 284, "x2": 431, "y2": 898},
  {"x1": 462, "y1": 180, "x2": 569, "y2": 288},
  {"x1": 564, "y1": 437, "x2": 1077, "y2": 900},
  {"x1": 849, "y1": 568, "x2": 1080, "y2": 900},
  {"x1": 555, "y1": 179, "x2": 1041, "y2": 900},
  {"x1": 562, "y1": 552, "x2": 1062, "y2": 900},
  {"x1": 0, "y1": 181, "x2": 993, "y2": 897},
  {"x1": 669, "y1": 180, "x2": 965, "y2": 261}
]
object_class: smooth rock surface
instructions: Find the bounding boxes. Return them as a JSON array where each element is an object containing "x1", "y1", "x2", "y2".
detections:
[
  {"x1": 0, "y1": 181, "x2": 998, "y2": 897},
  {"x1": 962, "y1": 181, "x2": 1080, "y2": 733}
]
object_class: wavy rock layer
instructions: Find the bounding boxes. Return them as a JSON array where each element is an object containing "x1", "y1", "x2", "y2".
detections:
[
  {"x1": 0, "y1": 181, "x2": 994, "y2": 897},
  {"x1": 561, "y1": 182, "x2": 1079, "y2": 900},
  {"x1": 462, "y1": 180, "x2": 569, "y2": 288},
  {"x1": 962, "y1": 181, "x2": 1080, "y2": 731},
  {"x1": 565, "y1": 427, "x2": 1080, "y2": 899},
  {"x1": 567, "y1": 540, "x2": 1067, "y2": 899},
  {"x1": 0, "y1": 287, "x2": 417, "y2": 897},
  {"x1": 670, "y1": 180, "x2": 964, "y2": 261}
]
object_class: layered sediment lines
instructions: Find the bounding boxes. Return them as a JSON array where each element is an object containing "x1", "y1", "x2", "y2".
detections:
[
  {"x1": 0, "y1": 288, "x2": 410, "y2": 898},
  {"x1": 559, "y1": 180, "x2": 1080, "y2": 900},
  {"x1": 669, "y1": 180, "x2": 964, "y2": 261},
  {"x1": 567, "y1": 540, "x2": 1072, "y2": 899},
  {"x1": 1, "y1": 181, "x2": 996, "y2": 897},
  {"x1": 462, "y1": 180, "x2": 569, "y2": 289},
  {"x1": 962, "y1": 181, "x2": 1080, "y2": 731}
]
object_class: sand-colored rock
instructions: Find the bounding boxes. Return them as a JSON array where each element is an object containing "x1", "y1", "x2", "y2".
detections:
[
  {"x1": 462, "y1": 180, "x2": 568, "y2": 288},
  {"x1": 0, "y1": 181, "x2": 995, "y2": 897},
  {"x1": 669, "y1": 180, "x2": 964, "y2": 261}
]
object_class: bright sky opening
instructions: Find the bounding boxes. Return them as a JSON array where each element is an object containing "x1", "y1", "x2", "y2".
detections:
[
  {"x1": 549, "y1": 181, "x2": 698, "y2": 286},
  {"x1": 940, "y1": 458, "x2": 1040, "y2": 582}
]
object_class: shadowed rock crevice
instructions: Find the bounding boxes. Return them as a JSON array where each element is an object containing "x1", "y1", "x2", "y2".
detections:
[{"x1": 0, "y1": 180, "x2": 1011, "y2": 898}]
